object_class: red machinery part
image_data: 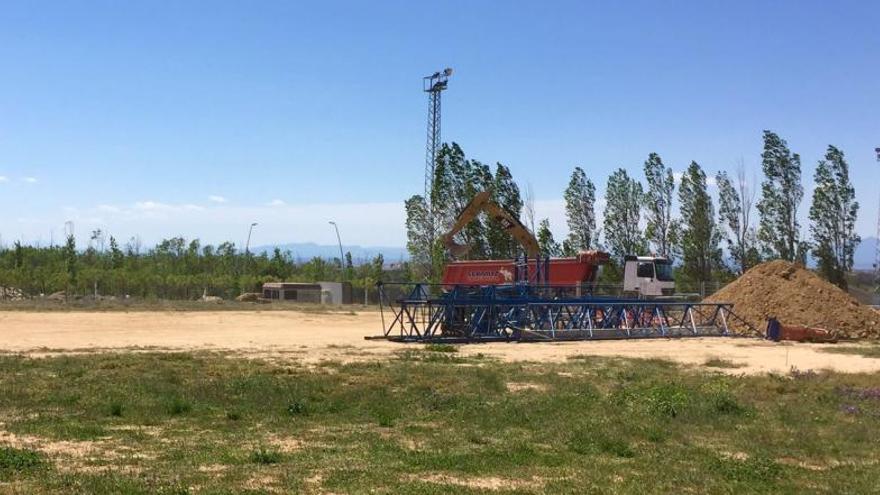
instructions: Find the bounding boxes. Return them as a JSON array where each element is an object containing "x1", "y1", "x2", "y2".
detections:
[{"x1": 441, "y1": 251, "x2": 610, "y2": 287}]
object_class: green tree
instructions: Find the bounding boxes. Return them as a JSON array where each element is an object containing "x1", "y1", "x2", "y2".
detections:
[
  {"x1": 432, "y1": 143, "x2": 493, "y2": 260},
  {"x1": 757, "y1": 130, "x2": 806, "y2": 262},
  {"x1": 716, "y1": 168, "x2": 760, "y2": 274},
  {"x1": 64, "y1": 234, "x2": 77, "y2": 296},
  {"x1": 536, "y1": 218, "x2": 562, "y2": 257},
  {"x1": 678, "y1": 162, "x2": 723, "y2": 284},
  {"x1": 643, "y1": 153, "x2": 677, "y2": 258},
  {"x1": 109, "y1": 236, "x2": 125, "y2": 269},
  {"x1": 486, "y1": 163, "x2": 524, "y2": 259},
  {"x1": 809, "y1": 145, "x2": 860, "y2": 289},
  {"x1": 564, "y1": 166, "x2": 598, "y2": 252},
  {"x1": 345, "y1": 251, "x2": 354, "y2": 279},
  {"x1": 404, "y1": 195, "x2": 434, "y2": 281},
  {"x1": 603, "y1": 168, "x2": 646, "y2": 262}
]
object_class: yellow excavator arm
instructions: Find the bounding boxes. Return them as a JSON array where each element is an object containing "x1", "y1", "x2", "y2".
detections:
[{"x1": 441, "y1": 190, "x2": 541, "y2": 258}]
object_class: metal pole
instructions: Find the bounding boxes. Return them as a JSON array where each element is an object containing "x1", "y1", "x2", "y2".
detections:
[
  {"x1": 329, "y1": 221, "x2": 345, "y2": 280},
  {"x1": 245, "y1": 222, "x2": 258, "y2": 255}
]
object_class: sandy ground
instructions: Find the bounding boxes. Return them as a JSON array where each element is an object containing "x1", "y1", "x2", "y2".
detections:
[{"x1": 2, "y1": 310, "x2": 879, "y2": 375}]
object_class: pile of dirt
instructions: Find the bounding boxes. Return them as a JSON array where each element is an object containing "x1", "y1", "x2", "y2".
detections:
[{"x1": 705, "y1": 260, "x2": 880, "y2": 339}]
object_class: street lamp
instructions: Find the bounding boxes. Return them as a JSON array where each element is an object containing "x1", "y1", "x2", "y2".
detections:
[
  {"x1": 329, "y1": 221, "x2": 345, "y2": 279},
  {"x1": 245, "y1": 222, "x2": 258, "y2": 255}
]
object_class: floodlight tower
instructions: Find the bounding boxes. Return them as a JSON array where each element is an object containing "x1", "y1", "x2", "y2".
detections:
[{"x1": 423, "y1": 68, "x2": 452, "y2": 211}]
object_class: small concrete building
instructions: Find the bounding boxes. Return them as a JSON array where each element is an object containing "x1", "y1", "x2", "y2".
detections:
[{"x1": 262, "y1": 282, "x2": 352, "y2": 305}]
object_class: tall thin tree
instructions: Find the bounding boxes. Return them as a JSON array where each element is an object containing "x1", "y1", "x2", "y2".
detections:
[
  {"x1": 643, "y1": 153, "x2": 677, "y2": 258},
  {"x1": 679, "y1": 161, "x2": 723, "y2": 284},
  {"x1": 809, "y1": 145, "x2": 860, "y2": 289},
  {"x1": 716, "y1": 163, "x2": 759, "y2": 274},
  {"x1": 603, "y1": 168, "x2": 646, "y2": 262},
  {"x1": 536, "y1": 218, "x2": 562, "y2": 257},
  {"x1": 757, "y1": 130, "x2": 806, "y2": 262},
  {"x1": 564, "y1": 166, "x2": 598, "y2": 252}
]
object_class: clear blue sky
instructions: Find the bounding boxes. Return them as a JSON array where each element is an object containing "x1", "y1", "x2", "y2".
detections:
[{"x1": 1, "y1": 0, "x2": 878, "y2": 248}]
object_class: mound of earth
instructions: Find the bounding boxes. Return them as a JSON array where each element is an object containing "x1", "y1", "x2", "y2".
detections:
[{"x1": 704, "y1": 260, "x2": 880, "y2": 339}]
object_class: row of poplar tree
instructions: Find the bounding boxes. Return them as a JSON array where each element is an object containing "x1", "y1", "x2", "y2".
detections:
[{"x1": 405, "y1": 131, "x2": 860, "y2": 289}]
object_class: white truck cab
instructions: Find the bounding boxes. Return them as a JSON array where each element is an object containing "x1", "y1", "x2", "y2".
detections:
[{"x1": 622, "y1": 255, "x2": 675, "y2": 297}]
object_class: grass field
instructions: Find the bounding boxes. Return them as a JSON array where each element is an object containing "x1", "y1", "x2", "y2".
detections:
[{"x1": 1, "y1": 348, "x2": 879, "y2": 494}]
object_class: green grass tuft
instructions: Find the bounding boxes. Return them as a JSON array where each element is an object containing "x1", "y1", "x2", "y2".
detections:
[
  {"x1": 249, "y1": 448, "x2": 282, "y2": 465},
  {"x1": 704, "y1": 358, "x2": 746, "y2": 369},
  {"x1": 167, "y1": 397, "x2": 192, "y2": 415},
  {"x1": 424, "y1": 343, "x2": 458, "y2": 353},
  {"x1": 108, "y1": 402, "x2": 124, "y2": 417}
]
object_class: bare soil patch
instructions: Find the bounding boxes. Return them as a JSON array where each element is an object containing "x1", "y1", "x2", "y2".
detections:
[{"x1": 2, "y1": 309, "x2": 879, "y2": 374}]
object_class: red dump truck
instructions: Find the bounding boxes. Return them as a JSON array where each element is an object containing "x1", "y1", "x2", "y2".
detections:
[{"x1": 441, "y1": 251, "x2": 610, "y2": 286}]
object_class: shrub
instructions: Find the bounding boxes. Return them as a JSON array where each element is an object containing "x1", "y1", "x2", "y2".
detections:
[
  {"x1": 287, "y1": 400, "x2": 307, "y2": 416},
  {"x1": 568, "y1": 429, "x2": 635, "y2": 458},
  {"x1": 0, "y1": 447, "x2": 43, "y2": 475},
  {"x1": 425, "y1": 344, "x2": 458, "y2": 353},
  {"x1": 646, "y1": 384, "x2": 689, "y2": 418},
  {"x1": 168, "y1": 398, "x2": 192, "y2": 415},
  {"x1": 249, "y1": 448, "x2": 282, "y2": 465}
]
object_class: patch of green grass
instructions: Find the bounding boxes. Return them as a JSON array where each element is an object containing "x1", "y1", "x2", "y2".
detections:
[
  {"x1": 820, "y1": 343, "x2": 880, "y2": 359},
  {"x1": 0, "y1": 351, "x2": 877, "y2": 493},
  {"x1": 0, "y1": 447, "x2": 43, "y2": 473},
  {"x1": 108, "y1": 401, "x2": 124, "y2": 417},
  {"x1": 567, "y1": 428, "x2": 635, "y2": 458},
  {"x1": 424, "y1": 343, "x2": 458, "y2": 353},
  {"x1": 704, "y1": 358, "x2": 746, "y2": 369},
  {"x1": 287, "y1": 400, "x2": 308, "y2": 416},
  {"x1": 166, "y1": 397, "x2": 192, "y2": 415},
  {"x1": 249, "y1": 448, "x2": 282, "y2": 465},
  {"x1": 0, "y1": 447, "x2": 45, "y2": 482}
]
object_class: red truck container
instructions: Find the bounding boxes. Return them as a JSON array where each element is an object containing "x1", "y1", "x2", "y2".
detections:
[{"x1": 441, "y1": 251, "x2": 610, "y2": 287}]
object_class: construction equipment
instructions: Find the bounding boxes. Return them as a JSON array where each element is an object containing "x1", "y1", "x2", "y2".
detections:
[
  {"x1": 442, "y1": 190, "x2": 540, "y2": 258},
  {"x1": 371, "y1": 190, "x2": 752, "y2": 342},
  {"x1": 440, "y1": 190, "x2": 608, "y2": 288},
  {"x1": 622, "y1": 255, "x2": 675, "y2": 297}
]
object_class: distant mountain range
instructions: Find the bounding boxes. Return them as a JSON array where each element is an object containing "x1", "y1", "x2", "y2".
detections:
[
  {"x1": 854, "y1": 237, "x2": 878, "y2": 270},
  {"x1": 251, "y1": 237, "x2": 878, "y2": 269},
  {"x1": 251, "y1": 242, "x2": 409, "y2": 264}
]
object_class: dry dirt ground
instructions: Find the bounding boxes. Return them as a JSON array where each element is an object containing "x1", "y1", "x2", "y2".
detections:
[{"x1": 2, "y1": 309, "x2": 879, "y2": 375}]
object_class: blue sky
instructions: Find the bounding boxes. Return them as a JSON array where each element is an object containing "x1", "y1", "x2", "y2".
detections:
[{"x1": 1, "y1": 1, "x2": 878, "y2": 249}]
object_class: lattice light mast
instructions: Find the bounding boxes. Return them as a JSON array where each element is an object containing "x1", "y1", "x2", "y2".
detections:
[{"x1": 423, "y1": 68, "x2": 452, "y2": 215}]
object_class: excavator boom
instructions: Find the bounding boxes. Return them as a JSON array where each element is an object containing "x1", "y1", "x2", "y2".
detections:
[{"x1": 441, "y1": 191, "x2": 541, "y2": 258}]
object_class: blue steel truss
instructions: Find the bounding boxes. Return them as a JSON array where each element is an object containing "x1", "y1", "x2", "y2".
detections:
[{"x1": 372, "y1": 282, "x2": 755, "y2": 343}]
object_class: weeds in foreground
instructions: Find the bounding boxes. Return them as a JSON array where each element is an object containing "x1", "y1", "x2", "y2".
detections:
[
  {"x1": 820, "y1": 343, "x2": 880, "y2": 359},
  {"x1": 704, "y1": 358, "x2": 745, "y2": 369},
  {"x1": 0, "y1": 447, "x2": 43, "y2": 480},
  {"x1": 0, "y1": 352, "x2": 877, "y2": 493},
  {"x1": 424, "y1": 343, "x2": 458, "y2": 353},
  {"x1": 249, "y1": 448, "x2": 282, "y2": 465}
]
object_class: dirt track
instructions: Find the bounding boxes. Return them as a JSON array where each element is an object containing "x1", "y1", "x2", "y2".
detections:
[{"x1": 2, "y1": 310, "x2": 879, "y2": 375}]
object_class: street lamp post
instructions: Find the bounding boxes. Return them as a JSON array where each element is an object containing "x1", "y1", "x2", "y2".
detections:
[
  {"x1": 245, "y1": 222, "x2": 258, "y2": 255},
  {"x1": 329, "y1": 221, "x2": 345, "y2": 280}
]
